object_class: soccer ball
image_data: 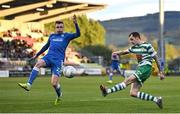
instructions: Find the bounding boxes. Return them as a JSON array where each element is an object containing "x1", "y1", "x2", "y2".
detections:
[{"x1": 63, "y1": 66, "x2": 76, "y2": 78}]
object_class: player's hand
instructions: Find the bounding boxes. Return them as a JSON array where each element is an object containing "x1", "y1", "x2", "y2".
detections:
[
  {"x1": 73, "y1": 15, "x2": 77, "y2": 24},
  {"x1": 158, "y1": 71, "x2": 165, "y2": 80}
]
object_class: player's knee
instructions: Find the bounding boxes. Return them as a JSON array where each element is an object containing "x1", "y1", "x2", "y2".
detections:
[
  {"x1": 130, "y1": 91, "x2": 138, "y2": 97},
  {"x1": 51, "y1": 75, "x2": 59, "y2": 87},
  {"x1": 34, "y1": 62, "x2": 40, "y2": 67},
  {"x1": 51, "y1": 81, "x2": 57, "y2": 87},
  {"x1": 35, "y1": 62, "x2": 43, "y2": 68},
  {"x1": 51, "y1": 80, "x2": 58, "y2": 87}
]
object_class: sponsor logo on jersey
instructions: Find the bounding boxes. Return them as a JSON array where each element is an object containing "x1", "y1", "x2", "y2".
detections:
[
  {"x1": 132, "y1": 48, "x2": 146, "y2": 52},
  {"x1": 53, "y1": 38, "x2": 63, "y2": 42}
]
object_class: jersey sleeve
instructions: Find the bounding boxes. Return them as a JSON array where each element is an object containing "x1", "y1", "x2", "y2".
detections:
[
  {"x1": 128, "y1": 46, "x2": 133, "y2": 53},
  {"x1": 66, "y1": 23, "x2": 80, "y2": 40},
  {"x1": 36, "y1": 36, "x2": 50, "y2": 57},
  {"x1": 147, "y1": 44, "x2": 157, "y2": 57}
]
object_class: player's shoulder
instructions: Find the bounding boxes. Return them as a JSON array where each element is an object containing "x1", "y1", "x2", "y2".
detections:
[
  {"x1": 49, "y1": 33, "x2": 65, "y2": 37},
  {"x1": 139, "y1": 42, "x2": 153, "y2": 48},
  {"x1": 49, "y1": 33, "x2": 56, "y2": 37},
  {"x1": 142, "y1": 42, "x2": 152, "y2": 45},
  {"x1": 64, "y1": 32, "x2": 73, "y2": 35}
]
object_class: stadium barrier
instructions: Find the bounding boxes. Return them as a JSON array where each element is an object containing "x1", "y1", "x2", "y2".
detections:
[
  {"x1": 7, "y1": 68, "x2": 46, "y2": 77},
  {"x1": 9, "y1": 70, "x2": 30, "y2": 77},
  {"x1": 0, "y1": 70, "x2": 9, "y2": 77},
  {"x1": 84, "y1": 68, "x2": 102, "y2": 75},
  {"x1": 0, "y1": 63, "x2": 107, "y2": 77}
]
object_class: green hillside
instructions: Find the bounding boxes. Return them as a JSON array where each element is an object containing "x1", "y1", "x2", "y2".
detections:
[{"x1": 101, "y1": 11, "x2": 180, "y2": 47}]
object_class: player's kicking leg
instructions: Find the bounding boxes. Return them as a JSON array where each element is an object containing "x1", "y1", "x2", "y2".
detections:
[
  {"x1": 18, "y1": 66, "x2": 39, "y2": 91},
  {"x1": 100, "y1": 81, "x2": 127, "y2": 97},
  {"x1": 156, "y1": 97, "x2": 163, "y2": 109},
  {"x1": 100, "y1": 85, "x2": 108, "y2": 97},
  {"x1": 18, "y1": 67, "x2": 40, "y2": 91},
  {"x1": 18, "y1": 83, "x2": 31, "y2": 91},
  {"x1": 18, "y1": 59, "x2": 45, "y2": 91}
]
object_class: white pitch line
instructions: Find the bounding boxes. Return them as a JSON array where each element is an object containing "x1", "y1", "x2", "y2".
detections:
[{"x1": 79, "y1": 97, "x2": 131, "y2": 102}]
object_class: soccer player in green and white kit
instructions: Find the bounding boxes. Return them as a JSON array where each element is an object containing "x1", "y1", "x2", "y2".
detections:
[{"x1": 100, "y1": 32, "x2": 165, "y2": 109}]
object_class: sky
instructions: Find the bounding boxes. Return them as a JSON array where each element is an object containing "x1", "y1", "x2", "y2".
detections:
[{"x1": 77, "y1": 0, "x2": 180, "y2": 21}]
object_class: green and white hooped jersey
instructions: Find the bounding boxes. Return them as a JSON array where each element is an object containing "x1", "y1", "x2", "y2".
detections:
[{"x1": 128, "y1": 42, "x2": 157, "y2": 66}]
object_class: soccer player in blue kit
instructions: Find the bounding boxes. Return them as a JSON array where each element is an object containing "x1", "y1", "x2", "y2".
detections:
[
  {"x1": 106, "y1": 53, "x2": 123, "y2": 83},
  {"x1": 18, "y1": 15, "x2": 80, "y2": 105}
]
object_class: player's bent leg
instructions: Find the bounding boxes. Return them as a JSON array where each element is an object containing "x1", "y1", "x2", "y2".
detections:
[
  {"x1": 124, "y1": 74, "x2": 137, "y2": 85},
  {"x1": 129, "y1": 81, "x2": 141, "y2": 97},
  {"x1": 137, "y1": 91, "x2": 163, "y2": 109}
]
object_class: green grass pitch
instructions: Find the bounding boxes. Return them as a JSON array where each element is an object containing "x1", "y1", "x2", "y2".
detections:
[{"x1": 0, "y1": 76, "x2": 180, "y2": 113}]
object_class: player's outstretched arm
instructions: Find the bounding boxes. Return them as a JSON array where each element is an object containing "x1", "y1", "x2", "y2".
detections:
[
  {"x1": 34, "y1": 38, "x2": 50, "y2": 58},
  {"x1": 70, "y1": 15, "x2": 80, "y2": 38},
  {"x1": 113, "y1": 49, "x2": 129, "y2": 56},
  {"x1": 153, "y1": 54, "x2": 165, "y2": 80}
]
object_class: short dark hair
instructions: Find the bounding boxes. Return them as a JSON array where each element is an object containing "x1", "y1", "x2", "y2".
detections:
[
  {"x1": 55, "y1": 21, "x2": 63, "y2": 24},
  {"x1": 129, "y1": 32, "x2": 140, "y2": 39}
]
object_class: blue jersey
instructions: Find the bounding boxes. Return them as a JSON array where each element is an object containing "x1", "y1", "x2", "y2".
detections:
[
  {"x1": 111, "y1": 53, "x2": 120, "y2": 71},
  {"x1": 46, "y1": 32, "x2": 77, "y2": 61},
  {"x1": 36, "y1": 23, "x2": 80, "y2": 61},
  {"x1": 111, "y1": 53, "x2": 119, "y2": 61}
]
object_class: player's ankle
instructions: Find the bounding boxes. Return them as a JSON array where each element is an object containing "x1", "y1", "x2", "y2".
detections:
[{"x1": 27, "y1": 83, "x2": 32, "y2": 89}]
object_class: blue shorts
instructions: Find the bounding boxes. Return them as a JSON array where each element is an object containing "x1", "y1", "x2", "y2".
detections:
[
  {"x1": 42, "y1": 55, "x2": 63, "y2": 77},
  {"x1": 111, "y1": 64, "x2": 121, "y2": 71},
  {"x1": 111, "y1": 61, "x2": 120, "y2": 71}
]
